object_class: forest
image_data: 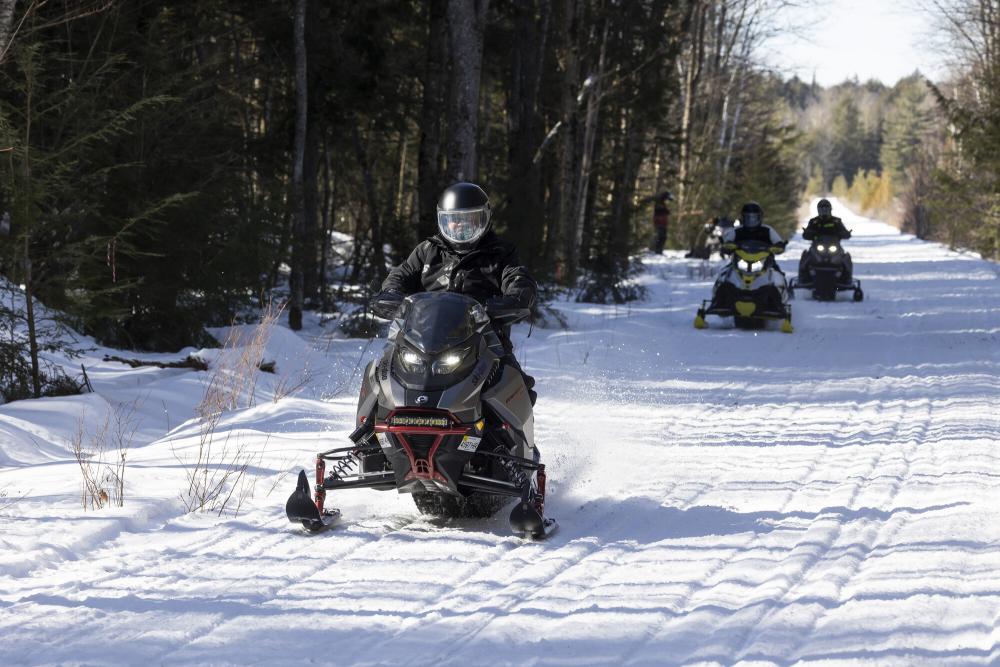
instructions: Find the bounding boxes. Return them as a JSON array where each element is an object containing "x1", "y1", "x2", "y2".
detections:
[{"x1": 1, "y1": 0, "x2": 998, "y2": 401}]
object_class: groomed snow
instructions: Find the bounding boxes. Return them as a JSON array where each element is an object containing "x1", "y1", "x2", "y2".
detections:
[{"x1": 1, "y1": 199, "x2": 999, "y2": 665}]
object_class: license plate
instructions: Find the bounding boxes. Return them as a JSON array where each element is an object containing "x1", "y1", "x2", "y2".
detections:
[
  {"x1": 457, "y1": 435, "x2": 481, "y2": 453},
  {"x1": 376, "y1": 433, "x2": 392, "y2": 450}
]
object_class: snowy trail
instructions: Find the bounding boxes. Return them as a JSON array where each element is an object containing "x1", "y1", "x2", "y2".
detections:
[{"x1": 2, "y1": 200, "x2": 1000, "y2": 665}]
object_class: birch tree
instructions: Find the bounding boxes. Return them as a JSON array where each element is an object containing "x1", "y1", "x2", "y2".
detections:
[{"x1": 288, "y1": 0, "x2": 308, "y2": 331}]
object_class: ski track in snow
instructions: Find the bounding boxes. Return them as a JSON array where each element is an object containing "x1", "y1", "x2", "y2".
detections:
[{"x1": 2, "y1": 199, "x2": 1000, "y2": 666}]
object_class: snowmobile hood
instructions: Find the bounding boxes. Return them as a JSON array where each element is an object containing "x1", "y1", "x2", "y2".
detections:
[{"x1": 400, "y1": 292, "x2": 480, "y2": 355}]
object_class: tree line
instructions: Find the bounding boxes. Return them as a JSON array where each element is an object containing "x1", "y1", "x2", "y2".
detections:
[
  {"x1": 781, "y1": 0, "x2": 1000, "y2": 261},
  {"x1": 784, "y1": 75, "x2": 940, "y2": 223}
]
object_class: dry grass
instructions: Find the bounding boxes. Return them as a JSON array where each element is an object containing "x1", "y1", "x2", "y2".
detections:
[
  {"x1": 198, "y1": 299, "x2": 285, "y2": 419},
  {"x1": 180, "y1": 300, "x2": 284, "y2": 516},
  {"x1": 273, "y1": 358, "x2": 315, "y2": 402},
  {"x1": 71, "y1": 399, "x2": 141, "y2": 510},
  {"x1": 177, "y1": 423, "x2": 267, "y2": 516}
]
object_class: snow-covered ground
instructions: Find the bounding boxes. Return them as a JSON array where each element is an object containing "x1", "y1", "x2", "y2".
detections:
[{"x1": 2, "y1": 199, "x2": 999, "y2": 665}]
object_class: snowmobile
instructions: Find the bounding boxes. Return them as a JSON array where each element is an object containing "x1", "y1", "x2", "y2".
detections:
[
  {"x1": 694, "y1": 238, "x2": 793, "y2": 333},
  {"x1": 285, "y1": 291, "x2": 556, "y2": 539},
  {"x1": 789, "y1": 235, "x2": 863, "y2": 302},
  {"x1": 685, "y1": 217, "x2": 735, "y2": 260}
]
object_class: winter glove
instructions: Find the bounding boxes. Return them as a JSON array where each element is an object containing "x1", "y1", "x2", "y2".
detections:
[{"x1": 371, "y1": 290, "x2": 405, "y2": 319}]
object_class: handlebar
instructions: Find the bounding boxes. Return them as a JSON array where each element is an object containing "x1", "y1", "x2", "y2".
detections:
[{"x1": 487, "y1": 307, "x2": 531, "y2": 325}]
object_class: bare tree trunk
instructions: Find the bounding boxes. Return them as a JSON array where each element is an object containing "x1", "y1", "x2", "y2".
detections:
[
  {"x1": 446, "y1": 0, "x2": 489, "y2": 182},
  {"x1": 677, "y1": 2, "x2": 706, "y2": 246},
  {"x1": 417, "y1": 0, "x2": 448, "y2": 239},
  {"x1": 554, "y1": 0, "x2": 580, "y2": 280},
  {"x1": 506, "y1": 0, "x2": 550, "y2": 268},
  {"x1": 288, "y1": 0, "x2": 308, "y2": 331},
  {"x1": 318, "y1": 133, "x2": 333, "y2": 311},
  {"x1": 567, "y1": 19, "x2": 608, "y2": 283},
  {"x1": 301, "y1": 15, "x2": 323, "y2": 308},
  {"x1": 395, "y1": 133, "x2": 408, "y2": 227},
  {"x1": 20, "y1": 35, "x2": 40, "y2": 397},
  {"x1": 353, "y1": 124, "x2": 386, "y2": 282},
  {"x1": 609, "y1": 110, "x2": 643, "y2": 264},
  {"x1": 381, "y1": 128, "x2": 408, "y2": 266},
  {"x1": 23, "y1": 235, "x2": 40, "y2": 398}
]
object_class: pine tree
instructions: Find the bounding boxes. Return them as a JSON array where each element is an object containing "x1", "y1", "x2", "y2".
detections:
[
  {"x1": 831, "y1": 96, "x2": 865, "y2": 187},
  {"x1": 881, "y1": 79, "x2": 933, "y2": 187}
]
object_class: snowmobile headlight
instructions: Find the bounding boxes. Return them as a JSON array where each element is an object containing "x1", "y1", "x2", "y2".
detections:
[
  {"x1": 750, "y1": 260, "x2": 764, "y2": 272},
  {"x1": 398, "y1": 349, "x2": 426, "y2": 372},
  {"x1": 817, "y1": 244, "x2": 826, "y2": 252},
  {"x1": 829, "y1": 245, "x2": 839, "y2": 253},
  {"x1": 737, "y1": 259, "x2": 751, "y2": 272},
  {"x1": 431, "y1": 347, "x2": 470, "y2": 375}
]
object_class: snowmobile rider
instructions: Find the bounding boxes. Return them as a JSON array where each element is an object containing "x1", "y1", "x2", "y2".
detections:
[
  {"x1": 803, "y1": 198, "x2": 851, "y2": 241},
  {"x1": 799, "y1": 198, "x2": 853, "y2": 282},
  {"x1": 372, "y1": 182, "x2": 538, "y2": 402},
  {"x1": 723, "y1": 201, "x2": 787, "y2": 267}
]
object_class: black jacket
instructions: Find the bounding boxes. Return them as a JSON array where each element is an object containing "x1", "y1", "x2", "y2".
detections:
[
  {"x1": 381, "y1": 232, "x2": 537, "y2": 310},
  {"x1": 803, "y1": 215, "x2": 851, "y2": 240}
]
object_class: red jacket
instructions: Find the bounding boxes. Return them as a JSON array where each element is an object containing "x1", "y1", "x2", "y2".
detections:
[{"x1": 653, "y1": 204, "x2": 670, "y2": 228}]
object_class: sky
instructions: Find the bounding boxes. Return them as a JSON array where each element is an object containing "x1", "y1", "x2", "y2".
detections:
[{"x1": 768, "y1": 0, "x2": 945, "y2": 87}]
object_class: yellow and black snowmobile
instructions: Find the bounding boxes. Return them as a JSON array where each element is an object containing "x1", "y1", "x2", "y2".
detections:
[{"x1": 694, "y1": 238, "x2": 793, "y2": 333}]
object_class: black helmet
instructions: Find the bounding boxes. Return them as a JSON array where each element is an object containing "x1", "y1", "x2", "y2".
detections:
[
  {"x1": 657, "y1": 191, "x2": 674, "y2": 203},
  {"x1": 437, "y1": 182, "x2": 492, "y2": 250},
  {"x1": 740, "y1": 201, "x2": 763, "y2": 228},
  {"x1": 817, "y1": 198, "x2": 832, "y2": 216}
]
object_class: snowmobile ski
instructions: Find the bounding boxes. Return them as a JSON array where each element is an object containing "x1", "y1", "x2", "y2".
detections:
[
  {"x1": 286, "y1": 469, "x2": 341, "y2": 533},
  {"x1": 509, "y1": 501, "x2": 559, "y2": 540}
]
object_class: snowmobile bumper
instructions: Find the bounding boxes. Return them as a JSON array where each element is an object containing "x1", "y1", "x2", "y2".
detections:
[{"x1": 286, "y1": 410, "x2": 556, "y2": 538}]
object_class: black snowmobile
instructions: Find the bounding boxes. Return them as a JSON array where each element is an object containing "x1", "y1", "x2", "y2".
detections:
[
  {"x1": 790, "y1": 234, "x2": 863, "y2": 301},
  {"x1": 285, "y1": 291, "x2": 556, "y2": 539}
]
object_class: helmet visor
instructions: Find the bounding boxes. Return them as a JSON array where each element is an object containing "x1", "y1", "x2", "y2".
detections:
[
  {"x1": 742, "y1": 211, "x2": 762, "y2": 228},
  {"x1": 437, "y1": 206, "x2": 489, "y2": 246}
]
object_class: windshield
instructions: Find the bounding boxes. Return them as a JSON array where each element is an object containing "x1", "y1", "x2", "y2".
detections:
[{"x1": 401, "y1": 292, "x2": 479, "y2": 354}]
